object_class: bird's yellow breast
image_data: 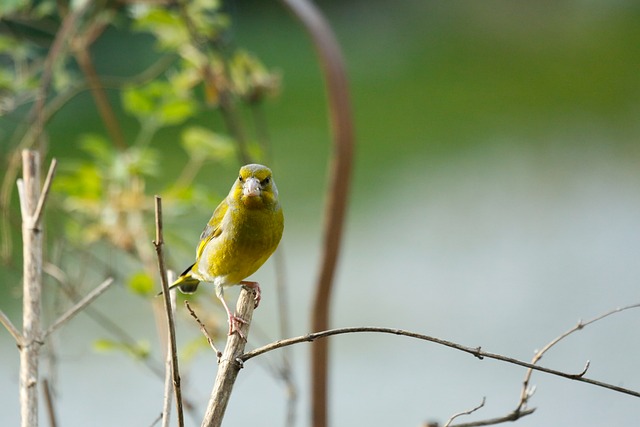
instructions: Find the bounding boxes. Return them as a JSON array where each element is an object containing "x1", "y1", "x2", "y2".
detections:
[{"x1": 195, "y1": 201, "x2": 284, "y2": 287}]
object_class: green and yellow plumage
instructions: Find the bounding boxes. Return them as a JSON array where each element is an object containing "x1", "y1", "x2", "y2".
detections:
[{"x1": 169, "y1": 164, "x2": 284, "y2": 334}]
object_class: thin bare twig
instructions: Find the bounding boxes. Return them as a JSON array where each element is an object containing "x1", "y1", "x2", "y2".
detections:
[
  {"x1": 41, "y1": 277, "x2": 115, "y2": 340},
  {"x1": 516, "y1": 303, "x2": 640, "y2": 411},
  {"x1": 149, "y1": 413, "x2": 163, "y2": 427},
  {"x1": 153, "y1": 196, "x2": 185, "y2": 427},
  {"x1": 239, "y1": 326, "x2": 640, "y2": 399},
  {"x1": 0, "y1": 310, "x2": 22, "y2": 345},
  {"x1": 450, "y1": 407, "x2": 536, "y2": 427},
  {"x1": 162, "y1": 271, "x2": 177, "y2": 427},
  {"x1": 74, "y1": 37, "x2": 127, "y2": 150},
  {"x1": 279, "y1": 2, "x2": 355, "y2": 427},
  {"x1": 16, "y1": 179, "x2": 27, "y2": 222},
  {"x1": 42, "y1": 378, "x2": 58, "y2": 427},
  {"x1": 444, "y1": 397, "x2": 486, "y2": 427},
  {"x1": 30, "y1": 158, "x2": 57, "y2": 230},
  {"x1": 184, "y1": 300, "x2": 222, "y2": 360},
  {"x1": 44, "y1": 262, "x2": 165, "y2": 378},
  {"x1": 30, "y1": 0, "x2": 92, "y2": 148},
  {"x1": 273, "y1": 250, "x2": 297, "y2": 427},
  {"x1": 448, "y1": 304, "x2": 640, "y2": 427}
]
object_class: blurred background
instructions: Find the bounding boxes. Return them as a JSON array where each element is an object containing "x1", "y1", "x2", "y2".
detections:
[{"x1": 1, "y1": 0, "x2": 640, "y2": 426}]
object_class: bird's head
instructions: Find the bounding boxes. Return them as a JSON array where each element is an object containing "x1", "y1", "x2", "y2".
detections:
[{"x1": 232, "y1": 164, "x2": 279, "y2": 209}]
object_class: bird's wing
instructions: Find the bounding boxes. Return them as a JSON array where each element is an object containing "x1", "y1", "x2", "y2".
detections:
[{"x1": 195, "y1": 197, "x2": 228, "y2": 259}]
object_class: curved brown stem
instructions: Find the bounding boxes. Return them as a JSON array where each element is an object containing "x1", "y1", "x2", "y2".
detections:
[{"x1": 279, "y1": 2, "x2": 355, "y2": 426}]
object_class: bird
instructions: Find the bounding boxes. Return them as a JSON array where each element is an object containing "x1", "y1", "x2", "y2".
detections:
[{"x1": 168, "y1": 163, "x2": 284, "y2": 337}]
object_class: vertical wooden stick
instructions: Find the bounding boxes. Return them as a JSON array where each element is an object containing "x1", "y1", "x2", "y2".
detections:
[
  {"x1": 200, "y1": 287, "x2": 256, "y2": 427},
  {"x1": 19, "y1": 150, "x2": 43, "y2": 427},
  {"x1": 42, "y1": 378, "x2": 58, "y2": 427},
  {"x1": 161, "y1": 271, "x2": 177, "y2": 427},
  {"x1": 280, "y1": 1, "x2": 355, "y2": 426},
  {"x1": 153, "y1": 196, "x2": 185, "y2": 427}
]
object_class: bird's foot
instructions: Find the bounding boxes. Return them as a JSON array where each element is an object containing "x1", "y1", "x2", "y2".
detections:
[
  {"x1": 240, "y1": 281, "x2": 261, "y2": 309},
  {"x1": 228, "y1": 313, "x2": 248, "y2": 340}
]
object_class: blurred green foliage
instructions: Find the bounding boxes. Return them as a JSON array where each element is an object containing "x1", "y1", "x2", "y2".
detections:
[
  {"x1": 0, "y1": 0, "x2": 281, "y2": 351},
  {"x1": 93, "y1": 337, "x2": 151, "y2": 360}
]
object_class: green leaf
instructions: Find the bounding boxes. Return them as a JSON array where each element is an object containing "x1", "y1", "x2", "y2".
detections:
[
  {"x1": 93, "y1": 338, "x2": 120, "y2": 352},
  {"x1": 181, "y1": 126, "x2": 235, "y2": 161},
  {"x1": 159, "y1": 98, "x2": 196, "y2": 125},
  {"x1": 53, "y1": 163, "x2": 102, "y2": 200},
  {"x1": 79, "y1": 134, "x2": 113, "y2": 163},
  {"x1": 122, "y1": 80, "x2": 197, "y2": 126},
  {"x1": 132, "y1": 8, "x2": 188, "y2": 50},
  {"x1": 122, "y1": 83, "x2": 157, "y2": 118},
  {"x1": 127, "y1": 271, "x2": 155, "y2": 296},
  {"x1": 93, "y1": 338, "x2": 151, "y2": 360},
  {"x1": 126, "y1": 147, "x2": 160, "y2": 177},
  {"x1": 230, "y1": 49, "x2": 280, "y2": 101}
]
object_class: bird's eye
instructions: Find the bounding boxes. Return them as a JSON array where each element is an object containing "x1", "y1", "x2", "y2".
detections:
[
  {"x1": 238, "y1": 176, "x2": 243, "y2": 182},
  {"x1": 262, "y1": 177, "x2": 270, "y2": 185}
]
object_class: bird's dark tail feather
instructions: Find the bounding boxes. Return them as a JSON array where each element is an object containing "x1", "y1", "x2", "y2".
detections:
[{"x1": 158, "y1": 262, "x2": 200, "y2": 295}]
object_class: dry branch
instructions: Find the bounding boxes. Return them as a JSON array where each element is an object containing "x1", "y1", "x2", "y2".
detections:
[
  {"x1": 74, "y1": 38, "x2": 127, "y2": 150},
  {"x1": 185, "y1": 300, "x2": 222, "y2": 360},
  {"x1": 517, "y1": 302, "x2": 640, "y2": 412},
  {"x1": 30, "y1": 1, "x2": 91, "y2": 148},
  {"x1": 42, "y1": 277, "x2": 115, "y2": 340},
  {"x1": 0, "y1": 310, "x2": 22, "y2": 345},
  {"x1": 43, "y1": 262, "x2": 165, "y2": 378},
  {"x1": 18, "y1": 150, "x2": 43, "y2": 427},
  {"x1": 240, "y1": 326, "x2": 640, "y2": 399},
  {"x1": 42, "y1": 378, "x2": 58, "y2": 427},
  {"x1": 162, "y1": 271, "x2": 177, "y2": 427},
  {"x1": 450, "y1": 407, "x2": 536, "y2": 427},
  {"x1": 11, "y1": 152, "x2": 117, "y2": 427},
  {"x1": 442, "y1": 304, "x2": 640, "y2": 427},
  {"x1": 30, "y1": 158, "x2": 57, "y2": 230},
  {"x1": 153, "y1": 196, "x2": 184, "y2": 427},
  {"x1": 444, "y1": 397, "x2": 486, "y2": 427},
  {"x1": 200, "y1": 287, "x2": 257, "y2": 427}
]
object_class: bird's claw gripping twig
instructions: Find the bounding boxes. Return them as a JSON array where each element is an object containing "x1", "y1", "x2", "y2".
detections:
[{"x1": 240, "y1": 280, "x2": 261, "y2": 309}]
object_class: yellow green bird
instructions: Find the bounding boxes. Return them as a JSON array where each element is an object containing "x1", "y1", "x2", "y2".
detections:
[{"x1": 170, "y1": 164, "x2": 284, "y2": 336}]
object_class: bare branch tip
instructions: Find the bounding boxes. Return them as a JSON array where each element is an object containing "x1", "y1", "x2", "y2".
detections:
[
  {"x1": 575, "y1": 360, "x2": 591, "y2": 378},
  {"x1": 29, "y1": 156, "x2": 58, "y2": 229},
  {"x1": 444, "y1": 396, "x2": 487, "y2": 427},
  {"x1": 184, "y1": 300, "x2": 221, "y2": 356}
]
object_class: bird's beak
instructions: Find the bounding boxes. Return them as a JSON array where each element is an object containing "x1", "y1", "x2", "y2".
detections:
[{"x1": 243, "y1": 177, "x2": 261, "y2": 197}]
